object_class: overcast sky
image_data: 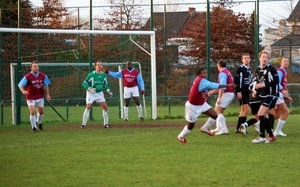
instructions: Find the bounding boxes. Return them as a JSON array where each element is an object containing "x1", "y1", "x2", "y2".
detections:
[{"x1": 30, "y1": 0, "x2": 297, "y2": 33}]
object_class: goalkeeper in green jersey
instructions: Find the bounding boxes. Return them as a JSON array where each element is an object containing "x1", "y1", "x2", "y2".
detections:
[{"x1": 81, "y1": 61, "x2": 113, "y2": 129}]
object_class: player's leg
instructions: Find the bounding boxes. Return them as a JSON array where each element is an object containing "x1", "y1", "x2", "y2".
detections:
[
  {"x1": 178, "y1": 101, "x2": 207, "y2": 143},
  {"x1": 96, "y1": 92, "x2": 111, "y2": 128},
  {"x1": 215, "y1": 92, "x2": 234, "y2": 135},
  {"x1": 27, "y1": 100, "x2": 37, "y2": 132},
  {"x1": 214, "y1": 106, "x2": 228, "y2": 135},
  {"x1": 132, "y1": 86, "x2": 143, "y2": 121},
  {"x1": 200, "y1": 105, "x2": 217, "y2": 136},
  {"x1": 274, "y1": 102, "x2": 290, "y2": 136},
  {"x1": 36, "y1": 98, "x2": 45, "y2": 130},
  {"x1": 81, "y1": 92, "x2": 95, "y2": 128},
  {"x1": 123, "y1": 87, "x2": 132, "y2": 121},
  {"x1": 236, "y1": 93, "x2": 250, "y2": 132}
]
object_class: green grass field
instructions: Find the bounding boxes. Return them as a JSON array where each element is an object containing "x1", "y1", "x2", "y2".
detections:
[{"x1": 1, "y1": 114, "x2": 300, "y2": 187}]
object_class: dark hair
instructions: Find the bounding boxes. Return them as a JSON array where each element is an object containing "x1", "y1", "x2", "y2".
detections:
[
  {"x1": 95, "y1": 60, "x2": 102, "y2": 66},
  {"x1": 217, "y1": 59, "x2": 227, "y2": 68},
  {"x1": 196, "y1": 68, "x2": 205, "y2": 75},
  {"x1": 241, "y1": 53, "x2": 250, "y2": 60}
]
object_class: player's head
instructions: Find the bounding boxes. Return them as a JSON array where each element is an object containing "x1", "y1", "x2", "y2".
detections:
[
  {"x1": 281, "y1": 57, "x2": 289, "y2": 68},
  {"x1": 258, "y1": 50, "x2": 269, "y2": 66},
  {"x1": 95, "y1": 61, "x2": 103, "y2": 72},
  {"x1": 217, "y1": 59, "x2": 226, "y2": 71},
  {"x1": 196, "y1": 68, "x2": 207, "y2": 78},
  {"x1": 30, "y1": 61, "x2": 39, "y2": 73},
  {"x1": 126, "y1": 61, "x2": 133, "y2": 70},
  {"x1": 241, "y1": 53, "x2": 251, "y2": 66}
]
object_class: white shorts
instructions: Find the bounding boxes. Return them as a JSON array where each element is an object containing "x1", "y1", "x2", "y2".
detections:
[
  {"x1": 216, "y1": 92, "x2": 235, "y2": 108},
  {"x1": 86, "y1": 91, "x2": 106, "y2": 104},
  {"x1": 185, "y1": 101, "x2": 211, "y2": 123},
  {"x1": 276, "y1": 92, "x2": 284, "y2": 105},
  {"x1": 26, "y1": 98, "x2": 44, "y2": 108},
  {"x1": 124, "y1": 86, "x2": 140, "y2": 99}
]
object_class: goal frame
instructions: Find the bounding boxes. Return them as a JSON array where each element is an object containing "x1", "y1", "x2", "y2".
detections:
[{"x1": 1, "y1": 28, "x2": 157, "y2": 124}]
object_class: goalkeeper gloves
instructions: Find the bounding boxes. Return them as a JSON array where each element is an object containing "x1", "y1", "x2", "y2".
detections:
[
  {"x1": 88, "y1": 87, "x2": 96, "y2": 94},
  {"x1": 107, "y1": 90, "x2": 113, "y2": 97}
]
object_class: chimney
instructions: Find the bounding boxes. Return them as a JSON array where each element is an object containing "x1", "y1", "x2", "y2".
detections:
[{"x1": 189, "y1": 7, "x2": 196, "y2": 16}]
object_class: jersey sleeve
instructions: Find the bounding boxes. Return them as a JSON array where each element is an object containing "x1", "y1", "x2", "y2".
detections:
[
  {"x1": 43, "y1": 75, "x2": 51, "y2": 86},
  {"x1": 234, "y1": 67, "x2": 242, "y2": 93},
  {"x1": 108, "y1": 71, "x2": 122, "y2": 79},
  {"x1": 18, "y1": 76, "x2": 28, "y2": 87},
  {"x1": 82, "y1": 73, "x2": 92, "y2": 90},
  {"x1": 103, "y1": 75, "x2": 110, "y2": 91},
  {"x1": 137, "y1": 73, "x2": 145, "y2": 90},
  {"x1": 218, "y1": 72, "x2": 227, "y2": 90},
  {"x1": 199, "y1": 79, "x2": 219, "y2": 91}
]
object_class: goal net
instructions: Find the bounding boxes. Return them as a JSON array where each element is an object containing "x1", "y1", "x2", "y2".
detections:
[{"x1": 0, "y1": 28, "x2": 156, "y2": 124}]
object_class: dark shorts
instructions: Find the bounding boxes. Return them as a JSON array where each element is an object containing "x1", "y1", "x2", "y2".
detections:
[
  {"x1": 238, "y1": 92, "x2": 250, "y2": 106},
  {"x1": 260, "y1": 96, "x2": 278, "y2": 109},
  {"x1": 249, "y1": 101, "x2": 260, "y2": 115}
]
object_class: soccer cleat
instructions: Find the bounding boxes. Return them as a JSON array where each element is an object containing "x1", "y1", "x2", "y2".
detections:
[
  {"x1": 32, "y1": 127, "x2": 37, "y2": 133},
  {"x1": 273, "y1": 130, "x2": 287, "y2": 137},
  {"x1": 104, "y1": 124, "x2": 112, "y2": 128},
  {"x1": 124, "y1": 118, "x2": 128, "y2": 122},
  {"x1": 235, "y1": 128, "x2": 241, "y2": 134},
  {"x1": 38, "y1": 123, "x2": 43, "y2": 131},
  {"x1": 177, "y1": 136, "x2": 187, "y2": 144},
  {"x1": 252, "y1": 137, "x2": 266, "y2": 143},
  {"x1": 240, "y1": 123, "x2": 247, "y2": 136},
  {"x1": 200, "y1": 128, "x2": 215, "y2": 136},
  {"x1": 81, "y1": 125, "x2": 86, "y2": 129},
  {"x1": 210, "y1": 128, "x2": 219, "y2": 133},
  {"x1": 265, "y1": 136, "x2": 276, "y2": 143},
  {"x1": 215, "y1": 130, "x2": 229, "y2": 135},
  {"x1": 140, "y1": 117, "x2": 144, "y2": 122}
]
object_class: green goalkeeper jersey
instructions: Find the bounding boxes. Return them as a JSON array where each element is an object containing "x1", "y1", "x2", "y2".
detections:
[{"x1": 82, "y1": 71, "x2": 110, "y2": 92}]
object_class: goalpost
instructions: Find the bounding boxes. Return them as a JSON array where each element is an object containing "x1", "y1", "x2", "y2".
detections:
[{"x1": 1, "y1": 28, "x2": 157, "y2": 124}]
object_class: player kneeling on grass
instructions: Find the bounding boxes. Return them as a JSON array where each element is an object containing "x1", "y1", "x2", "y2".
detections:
[
  {"x1": 177, "y1": 68, "x2": 235, "y2": 144},
  {"x1": 81, "y1": 61, "x2": 113, "y2": 129}
]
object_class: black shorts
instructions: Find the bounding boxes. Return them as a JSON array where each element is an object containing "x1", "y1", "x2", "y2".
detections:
[
  {"x1": 260, "y1": 96, "x2": 278, "y2": 109},
  {"x1": 238, "y1": 91, "x2": 250, "y2": 106},
  {"x1": 249, "y1": 101, "x2": 260, "y2": 115}
]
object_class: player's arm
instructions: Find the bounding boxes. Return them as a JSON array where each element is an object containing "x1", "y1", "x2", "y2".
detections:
[
  {"x1": 82, "y1": 74, "x2": 96, "y2": 93},
  {"x1": 18, "y1": 76, "x2": 28, "y2": 95},
  {"x1": 137, "y1": 74, "x2": 145, "y2": 91},
  {"x1": 234, "y1": 67, "x2": 242, "y2": 93},
  {"x1": 102, "y1": 67, "x2": 122, "y2": 79},
  {"x1": 43, "y1": 75, "x2": 51, "y2": 101},
  {"x1": 103, "y1": 75, "x2": 113, "y2": 97}
]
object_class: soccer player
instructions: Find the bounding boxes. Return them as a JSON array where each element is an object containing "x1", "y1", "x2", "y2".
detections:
[
  {"x1": 273, "y1": 57, "x2": 292, "y2": 136},
  {"x1": 203, "y1": 59, "x2": 235, "y2": 135},
  {"x1": 234, "y1": 53, "x2": 253, "y2": 133},
  {"x1": 177, "y1": 68, "x2": 235, "y2": 144},
  {"x1": 251, "y1": 51, "x2": 279, "y2": 143},
  {"x1": 18, "y1": 61, "x2": 51, "y2": 132},
  {"x1": 103, "y1": 61, "x2": 145, "y2": 121},
  {"x1": 81, "y1": 61, "x2": 113, "y2": 129}
]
